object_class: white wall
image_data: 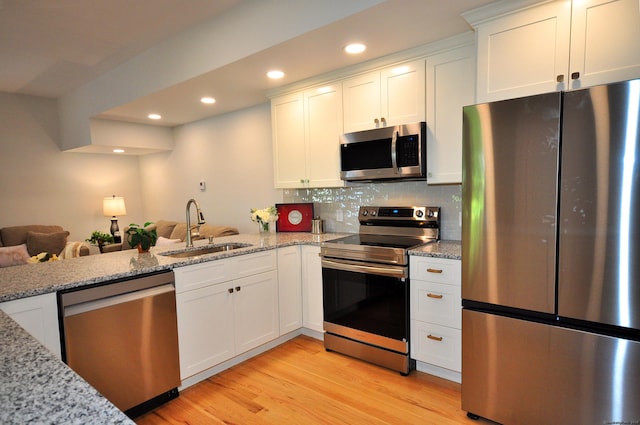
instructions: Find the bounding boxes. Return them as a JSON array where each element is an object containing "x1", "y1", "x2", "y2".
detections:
[
  {"x1": 0, "y1": 93, "x2": 144, "y2": 242},
  {"x1": 139, "y1": 103, "x2": 281, "y2": 234}
]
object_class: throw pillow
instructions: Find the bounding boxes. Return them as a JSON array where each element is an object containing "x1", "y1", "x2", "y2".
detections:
[
  {"x1": 0, "y1": 244, "x2": 31, "y2": 267},
  {"x1": 156, "y1": 236, "x2": 181, "y2": 246},
  {"x1": 26, "y1": 231, "x2": 70, "y2": 256}
]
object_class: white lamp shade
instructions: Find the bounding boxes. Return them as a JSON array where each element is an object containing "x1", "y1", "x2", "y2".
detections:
[{"x1": 103, "y1": 196, "x2": 127, "y2": 217}]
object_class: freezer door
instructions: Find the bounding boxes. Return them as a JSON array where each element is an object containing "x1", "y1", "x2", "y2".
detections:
[
  {"x1": 462, "y1": 310, "x2": 640, "y2": 425},
  {"x1": 559, "y1": 79, "x2": 640, "y2": 330},
  {"x1": 462, "y1": 93, "x2": 560, "y2": 313}
]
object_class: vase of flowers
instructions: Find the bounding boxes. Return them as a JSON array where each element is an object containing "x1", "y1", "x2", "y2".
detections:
[{"x1": 250, "y1": 206, "x2": 279, "y2": 233}]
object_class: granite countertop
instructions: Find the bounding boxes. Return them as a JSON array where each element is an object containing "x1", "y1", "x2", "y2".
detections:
[
  {"x1": 0, "y1": 232, "x2": 460, "y2": 423},
  {"x1": 0, "y1": 232, "x2": 354, "y2": 425},
  {"x1": 0, "y1": 232, "x2": 347, "y2": 303},
  {"x1": 0, "y1": 311, "x2": 134, "y2": 425},
  {"x1": 408, "y1": 240, "x2": 461, "y2": 260}
]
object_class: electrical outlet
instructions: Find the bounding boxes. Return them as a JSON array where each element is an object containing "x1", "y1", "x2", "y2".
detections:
[
  {"x1": 336, "y1": 209, "x2": 343, "y2": 222},
  {"x1": 199, "y1": 180, "x2": 206, "y2": 191}
]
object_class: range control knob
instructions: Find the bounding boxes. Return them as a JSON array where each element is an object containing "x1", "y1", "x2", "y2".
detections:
[
  {"x1": 370, "y1": 209, "x2": 377, "y2": 216},
  {"x1": 415, "y1": 210, "x2": 424, "y2": 218},
  {"x1": 426, "y1": 209, "x2": 434, "y2": 218},
  {"x1": 362, "y1": 210, "x2": 368, "y2": 216}
]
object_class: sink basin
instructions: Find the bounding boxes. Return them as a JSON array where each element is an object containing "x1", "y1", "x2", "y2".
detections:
[{"x1": 160, "y1": 243, "x2": 251, "y2": 258}]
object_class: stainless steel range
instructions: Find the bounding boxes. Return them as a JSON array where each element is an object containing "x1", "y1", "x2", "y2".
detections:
[{"x1": 320, "y1": 206, "x2": 440, "y2": 374}]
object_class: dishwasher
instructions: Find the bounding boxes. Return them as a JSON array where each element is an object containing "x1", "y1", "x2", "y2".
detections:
[{"x1": 58, "y1": 271, "x2": 180, "y2": 417}]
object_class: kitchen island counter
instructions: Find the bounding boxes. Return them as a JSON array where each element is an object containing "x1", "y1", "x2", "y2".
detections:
[
  {"x1": 0, "y1": 310, "x2": 134, "y2": 425},
  {"x1": 0, "y1": 232, "x2": 347, "y2": 303},
  {"x1": 0, "y1": 232, "x2": 347, "y2": 423}
]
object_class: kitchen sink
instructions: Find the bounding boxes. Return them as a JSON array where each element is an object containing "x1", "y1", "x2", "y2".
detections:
[{"x1": 159, "y1": 243, "x2": 251, "y2": 258}]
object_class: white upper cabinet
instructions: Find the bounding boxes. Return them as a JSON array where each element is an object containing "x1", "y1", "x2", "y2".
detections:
[
  {"x1": 304, "y1": 84, "x2": 343, "y2": 188},
  {"x1": 343, "y1": 59, "x2": 425, "y2": 132},
  {"x1": 569, "y1": 0, "x2": 640, "y2": 89},
  {"x1": 271, "y1": 92, "x2": 306, "y2": 188},
  {"x1": 426, "y1": 45, "x2": 475, "y2": 185},
  {"x1": 472, "y1": 0, "x2": 640, "y2": 102},
  {"x1": 271, "y1": 84, "x2": 343, "y2": 189}
]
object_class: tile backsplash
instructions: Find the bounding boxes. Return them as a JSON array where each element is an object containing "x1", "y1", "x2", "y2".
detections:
[{"x1": 283, "y1": 181, "x2": 462, "y2": 240}]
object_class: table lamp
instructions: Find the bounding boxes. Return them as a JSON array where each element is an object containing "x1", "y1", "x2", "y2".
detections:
[{"x1": 103, "y1": 195, "x2": 127, "y2": 243}]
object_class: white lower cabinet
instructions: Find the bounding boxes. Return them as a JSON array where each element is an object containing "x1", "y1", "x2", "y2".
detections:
[
  {"x1": 175, "y1": 251, "x2": 279, "y2": 380},
  {"x1": 277, "y1": 246, "x2": 302, "y2": 335},
  {"x1": 409, "y1": 256, "x2": 461, "y2": 379},
  {"x1": 0, "y1": 292, "x2": 61, "y2": 359},
  {"x1": 301, "y1": 245, "x2": 323, "y2": 333}
]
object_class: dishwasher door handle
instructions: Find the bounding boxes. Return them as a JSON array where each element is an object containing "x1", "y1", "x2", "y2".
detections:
[{"x1": 64, "y1": 283, "x2": 175, "y2": 317}]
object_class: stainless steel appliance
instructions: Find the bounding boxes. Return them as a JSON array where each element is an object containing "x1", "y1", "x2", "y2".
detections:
[
  {"x1": 340, "y1": 122, "x2": 426, "y2": 181},
  {"x1": 59, "y1": 271, "x2": 181, "y2": 418},
  {"x1": 462, "y1": 79, "x2": 640, "y2": 424},
  {"x1": 320, "y1": 206, "x2": 440, "y2": 374}
]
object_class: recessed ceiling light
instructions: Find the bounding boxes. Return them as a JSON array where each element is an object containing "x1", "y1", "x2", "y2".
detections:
[
  {"x1": 200, "y1": 97, "x2": 216, "y2": 104},
  {"x1": 267, "y1": 70, "x2": 285, "y2": 79},
  {"x1": 148, "y1": 113, "x2": 162, "y2": 120},
  {"x1": 113, "y1": 149, "x2": 125, "y2": 153},
  {"x1": 344, "y1": 43, "x2": 366, "y2": 54}
]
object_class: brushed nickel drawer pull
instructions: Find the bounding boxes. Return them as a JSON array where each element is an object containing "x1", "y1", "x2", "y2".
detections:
[
  {"x1": 427, "y1": 293, "x2": 444, "y2": 299},
  {"x1": 427, "y1": 268, "x2": 443, "y2": 274},
  {"x1": 427, "y1": 334, "x2": 443, "y2": 342}
]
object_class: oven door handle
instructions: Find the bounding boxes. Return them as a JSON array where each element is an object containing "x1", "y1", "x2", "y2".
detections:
[{"x1": 321, "y1": 258, "x2": 407, "y2": 279}]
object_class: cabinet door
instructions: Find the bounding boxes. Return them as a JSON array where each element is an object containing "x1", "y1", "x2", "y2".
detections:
[
  {"x1": 304, "y1": 84, "x2": 344, "y2": 188},
  {"x1": 426, "y1": 46, "x2": 475, "y2": 184},
  {"x1": 176, "y1": 283, "x2": 235, "y2": 379},
  {"x1": 301, "y1": 245, "x2": 324, "y2": 333},
  {"x1": 233, "y1": 270, "x2": 279, "y2": 354},
  {"x1": 277, "y1": 246, "x2": 302, "y2": 335},
  {"x1": 0, "y1": 293, "x2": 61, "y2": 359},
  {"x1": 411, "y1": 320, "x2": 461, "y2": 372},
  {"x1": 475, "y1": 1, "x2": 571, "y2": 102},
  {"x1": 569, "y1": 0, "x2": 640, "y2": 90},
  {"x1": 272, "y1": 92, "x2": 306, "y2": 188},
  {"x1": 411, "y1": 280, "x2": 461, "y2": 329},
  {"x1": 342, "y1": 71, "x2": 381, "y2": 132},
  {"x1": 380, "y1": 59, "x2": 426, "y2": 126}
]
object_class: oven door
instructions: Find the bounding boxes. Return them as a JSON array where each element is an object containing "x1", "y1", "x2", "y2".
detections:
[{"x1": 321, "y1": 257, "x2": 409, "y2": 354}]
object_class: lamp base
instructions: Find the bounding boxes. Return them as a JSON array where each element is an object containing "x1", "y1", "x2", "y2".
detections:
[{"x1": 110, "y1": 218, "x2": 122, "y2": 243}]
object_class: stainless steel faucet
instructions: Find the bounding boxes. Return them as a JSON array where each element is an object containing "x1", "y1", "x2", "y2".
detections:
[{"x1": 185, "y1": 198, "x2": 205, "y2": 248}]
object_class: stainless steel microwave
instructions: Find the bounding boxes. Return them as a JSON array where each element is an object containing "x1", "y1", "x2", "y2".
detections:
[{"x1": 339, "y1": 122, "x2": 426, "y2": 182}]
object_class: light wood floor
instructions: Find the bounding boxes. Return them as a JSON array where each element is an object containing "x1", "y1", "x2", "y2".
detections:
[{"x1": 136, "y1": 335, "x2": 478, "y2": 425}]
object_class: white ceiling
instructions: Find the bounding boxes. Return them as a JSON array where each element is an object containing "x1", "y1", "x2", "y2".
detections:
[{"x1": 1, "y1": 0, "x2": 498, "y2": 127}]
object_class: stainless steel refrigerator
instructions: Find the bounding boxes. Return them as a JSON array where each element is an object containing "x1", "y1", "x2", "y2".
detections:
[{"x1": 462, "y1": 79, "x2": 640, "y2": 424}]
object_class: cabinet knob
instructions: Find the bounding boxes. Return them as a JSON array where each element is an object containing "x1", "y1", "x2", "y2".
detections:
[
  {"x1": 235, "y1": 286, "x2": 241, "y2": 292},
  {"x1": 380, "y1": 117, "x2": 386, "y2": 124},
  {"x1": 427, "y1": 334, "x2": 443, "y2": 342},
  {"x1": 374, "y1": 118, "x2": 379, "y2": 124},
  {"x1": 571, "y1": 71, "x2": 580, "y2": 80},
  {"x1": 427, "y1": 268, "x2": 443, "y2": 274},
  {"x1": 556, "y1": 74, "x2": 564, "y2": 83},
  {"x1": 228, "y1": 288, "x2": 234, "y2": 294},
  {"x1": 427, "y1": 293, "x2": 444, "y2": 299}
]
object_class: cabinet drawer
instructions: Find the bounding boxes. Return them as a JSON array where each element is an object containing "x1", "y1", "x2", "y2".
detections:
[
  {"x1": 231, "y1": 250, "x2": 277, "y2": 278},
  {"x1": 410, "y1": 281, "x2": 461, "y2": 328},
  {"x1": 410, "y1": 257, "x2": 460, "y2": 285},
  {"x1": 174, "y1": 259, "x2": 232, "y2": 293},
  {"x1": 411, "y1": 320, "x2": 461, "y2": 372}
]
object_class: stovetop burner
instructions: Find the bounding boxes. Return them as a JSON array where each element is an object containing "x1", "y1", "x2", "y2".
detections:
[{"x1": 321, "y1": 206, "x2": 440, "y2": 266}]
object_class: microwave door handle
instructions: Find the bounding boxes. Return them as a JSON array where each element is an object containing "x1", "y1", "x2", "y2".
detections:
[{"x1": 391, "y1": 130, "x2": 398, "y2": 174}]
